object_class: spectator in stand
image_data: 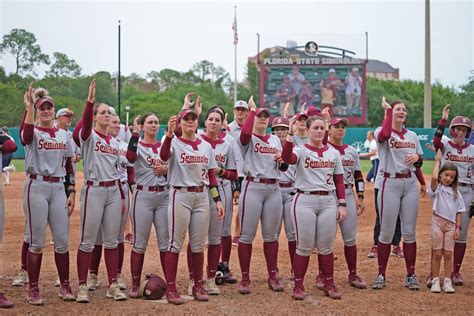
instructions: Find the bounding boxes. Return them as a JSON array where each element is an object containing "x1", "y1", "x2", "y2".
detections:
[
  {"x1": 344, "y1": 67, "x2": 362, "y2": 114},
  {"x1": 276, "y1": 76, "x2": 296, "y2": 117},
  {"x1": 320, "y1": 81, "x2": 335, "y2": 115},
  {"x1": 299, "y1": 81, "x2": 314, "y2": 108},
  {"x1": 288, "y1": 66, "x2": 306, "y2": 113}
]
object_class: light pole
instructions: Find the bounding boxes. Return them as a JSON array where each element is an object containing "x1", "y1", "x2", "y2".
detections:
[{"x1": 125, "y1": 105, "x2": 130, "y2": 128}]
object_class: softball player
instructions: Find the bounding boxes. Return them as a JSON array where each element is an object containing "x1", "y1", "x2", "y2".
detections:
[
  {"x1": 86, "y1": 112, "x2": 133, "y2": 291},
  {"x1": 74, "y1": 80, "x2": 127, "y2": 303},
  {"x1": 237, "y1": 97, "x2": 285, "y2": 295},
  {"x1": 160, "y1": 109, "x2": 224, "y2": 305},
  {"x1": 0, "y1": 129, "x2": 17, "y2": 309},
  {"x1": 282, "y1": 115, "x2": 347, "y2": 300},
  {"x1": 292, "y1": 112, "x2": 309, "y2": 146},
  {"x1": 326, "y1": 117, "x2": 366, "y2": 289},
  {"x1": 432, "y1": 105, "x2": 473, "y2": 285},
  {"x1": 271, "y1": 117, "x2": 297, "y2": 272},
  {"x1": 21, "y1": 85, "x2": 76, "y2": 305},
  {"x1": 371, "y1": 98, "x2": 425, "y2": 291},
  {"x1": 126, "y1": 113, "x2": 169, "y2": 298}
]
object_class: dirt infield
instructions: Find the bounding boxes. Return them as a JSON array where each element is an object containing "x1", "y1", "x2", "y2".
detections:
[{"x1": 1, "y1": 172, "x2": 472, "y2": 315}]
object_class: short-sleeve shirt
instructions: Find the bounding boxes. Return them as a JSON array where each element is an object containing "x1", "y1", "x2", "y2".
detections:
[
  {"x1": 292, "y1": 144, "x2": 344, "y2": 191},
  {"x1": 134, "y1": 141, "x2": 167, "y2": 187},
  {"x1": 429, "y1": 184, "x2": 466, "y2": 223},
  {"x1": 374, "y1": 127, "x2": 423, "y2": 176},
  {"x1": 24, "y1": 127, "x2": 73, "y2": 177},
  {"x1": 440, "y1": 139, "x2": 474, "y2": 185},
  {"x1": 345, "y1": 75, "x2": 362, "y2": 95},
  {"x1": 199, "y1": 134, "x2": 237, "y2": 185},
  {"x1": 239, "y1": 133, "x2": 282, "y2": 180}
]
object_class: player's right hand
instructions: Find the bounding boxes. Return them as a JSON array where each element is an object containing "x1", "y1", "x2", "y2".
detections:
[
  {"x1": 167, "y1": 115, "x2": 177, "y2": 137},
  {"x1": 233, "y1": 191, "x2": 240, "y2": 205},
  {"x1": 337, "y1": 206, "x2": 347, "y2": 223},
  {"x1": 441, "y1": 104, "x2": 450, "y2": 120},
  {"x1": 132, "y1": 116, "x2": 142, "y2": 133},
  {"x1": 248, "y1": 95, "x2": 256, "y2": 111},
  {"x1": 182, "y1": 92, "x2": 194, "y2": 110},
  {"x1": 24, "y1": 82, "x2": 35, "y2": 111},
  {"x1": 216, "y1": 201, "x2": 225, "y2": 219},
  {"x1": 87, "y1": 79, "x2": 96, "y2": 104},
  {"x1": 381, "y1": 96, "x2": 391, "y2": 110}
]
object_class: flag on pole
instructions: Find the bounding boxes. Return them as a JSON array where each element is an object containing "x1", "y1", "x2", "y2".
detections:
[{"x1": 232, "y1": 14, "x2": 238, "y2": 45}]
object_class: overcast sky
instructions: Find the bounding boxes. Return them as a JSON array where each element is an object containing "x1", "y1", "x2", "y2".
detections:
[{"x1": 0, "y1": 0, "x2": 472, "y2": 88}]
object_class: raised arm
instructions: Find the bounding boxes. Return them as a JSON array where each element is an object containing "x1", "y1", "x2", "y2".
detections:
[
  {"x1": 240, "y1": 96, "x2": 257, "y2": 146},
  {"x1": 433, "y1": 104, "x2": 449, "y2": 151},
  {"x1": 431, "y1": 150, "x2": 442, "y2": 192},
  {"x1": 377, "y1": 97, "x2": 393, "y2": 143},
  {"x1": 159, "y1": 116, "x2": 176, "y2": 162},
  {"x1": 80, "y1": 79, "x2": 96, "y2": 141}
]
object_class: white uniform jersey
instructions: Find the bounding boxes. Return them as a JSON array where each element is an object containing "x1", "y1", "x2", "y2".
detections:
[
  {"x1": 80, "y1": 130, "x2": 121, "y2": 181},
  {"x1": 199, "y1": 134, "x2": 237, "y2": 184},
  {"x1": 116, "y1": 138, "x2": 130, "y2": 183},
  {"x1": 374, "y1": 127, "x2": 423, "y2": 175},
  {"x1": 440, "y1": 139, "x2": 474, "y2": 184},
  {"x1": 293, "y1": 134, "x2": 308, "y2": 147},
  {"x1": 167, "y1": 137, "x2": 218, "y2": 187},
  {"x1": 428, "y1": 184, "x2": 466, "y2": 223},
  {"x1": 280, "y1": 163, "x2": 296, "y2": 183},
  {"x1": 239, "y1": 133, "x2": 282, "y2": 179},
  {"x1": 228, "y1": 121, "x2": 244, "y2": 177},
  {"x1": 328, "y1": 143, "x2": 361, "y2": 185},
  {"x1": 292, "y1": 144, "x2": 344, "y2": 192},
  {"x1": 67, "y1": 130, "x2": 81, "y2": 173},
  {"x1": 24, "y1": 127, "x2": 74, "y2": 177},
  {"x1": 134, "y1": 142, "x2": 168, "y2": 187},
  {"x1": 117, "y1": 124, "x2": 132, "y2": 143}
]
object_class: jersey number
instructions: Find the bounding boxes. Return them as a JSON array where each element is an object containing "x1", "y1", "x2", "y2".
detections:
[{"x1": 326, "y1": 174, "x2": 334, "y2": 186}]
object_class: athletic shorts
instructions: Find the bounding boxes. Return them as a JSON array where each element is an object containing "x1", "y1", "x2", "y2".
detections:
[{"x1": 431, "y1": 214, "x2": 456, "y2": 251}]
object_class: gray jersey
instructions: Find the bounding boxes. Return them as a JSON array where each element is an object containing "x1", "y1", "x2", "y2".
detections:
[
  {"x1": 328, "y1": 143, "x2": 361, "y2": 185},
  {"x1": 23, "y1": 127, "x2": 73, "y2": 177},
  {"x1": 440, "y1": 139, "x2": 474, "y2": 184},
  {"x1": 374, "y1": 127, "x2": 423, "y2": 175},
  {"x1": 67, "y1": 130, "x2": 81, "y2": 173},
  {"x1": 293, "y1": 134, "x2": 308, "y2": 147},
  {"x1": 239, "y1": 133, "x2": 282, "y2": 179},
  {"x1": 292, "y1": 144, "x2": 344, "y2": 191},
  {"x1": 280, "y1": 164, "x2": 296, "y2": 183},
  {"x1": 80, "y1": 130, "x2": 121, "y2": 181},
  {"x1": 116, "y1": 138, "x2": 130, "y2": 183},
  {"x1": 134, "y1": 142, "x2": 168, "y2": 186},
  {"x1": 228, "y1": 121, "x2": 244, "y2": 177},
  {"x1": 199, "y1": 134, "x2": 237, "y2": 184},
  {"x1": 167, "y1": 137, "x2": 218, "y2": 186}
]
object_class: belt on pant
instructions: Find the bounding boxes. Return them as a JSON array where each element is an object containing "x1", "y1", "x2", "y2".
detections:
[
  {"x1": 121, "y1": 180, "x2": 128, "y2": 185},
  {"x1": 383, "y1": 172, "x2": 412, "y2": 179},
  {"x1": 29, "y1": 174, "x2": 63, "y2": 182},
  {"x1": 173, "y1": 186, "x2": 205, "y2": 193},
  {"x1": 136, "y1": 185, "x2": 167, "y2": 192},
  {"x1": 279, "y1": 181, "x2": 294, "y2": 188},
  {"x1": 246, "y1": 176, "x2": 278, "y2": 184},
  {"x1": 296, "y1": 189, "x2": 330, "y2": 196},
  {"x1": 86, "y1": 180, "x2": 120, "y2": 187},
  {"x1": 459, "y1": 182, "x2": 474, "y2": 188}
]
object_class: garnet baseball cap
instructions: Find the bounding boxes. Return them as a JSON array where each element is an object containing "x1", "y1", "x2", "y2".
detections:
[
  {"x1": 35, "y1": 97, "x2": 55, "y2": 109},
  {"x1": 329, "y1": 117, "x2": 349, "y2": 127},
  {"x1": 178, "y1": 109, "x2": 198, "y2": 121},
  {"x1": 255, "y1": 108, "x2": 271, "y2": 117},
  {"x1": 55, "y1": 108, "x2": 74, "y2": 118},
  {"x1": 306, "y1": 106, "x2": 321, "y2": 117},
  {"x1": 234, "y1": 100, "x2": 249, "y2": 110},
  {"x1": 294, "y1": 112, "x2": 309, "y2": 121},
  {"x1": 271, "y1": 116, "x2": 290, "y2": 129}
]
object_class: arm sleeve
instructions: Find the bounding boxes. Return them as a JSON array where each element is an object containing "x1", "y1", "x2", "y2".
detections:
[
  {"x1": 334, "y1": 174, "x2": 346, "y2": 200},
  {"x1": 220, "y1": 169, "x2": 238, "y2": 181},
  {"x1": 126, "y1": 132, "x2": 140, "y2": 163},
  {"x1": 208, "y1": 169, "x2": 218, "y2": 187},
  {"x1": 433, "y1": 118, "x2": 446, "y2": 151},
  {"x1": 414, "y1": 167, "x2": 426, "y2": 185},
  {"x1": 127, "y1": 166, "x2": 135, "y2": 185},
  {"x1": 240, "y1": 111, "x2": 256, "y2": 146},
  {"x1": 19, "y1": 110, "x2": 27, "y2": 145},
  {"x1": 377, "y1": 108, "x2": 393, "y2": 143},
  {"x1": 21, "y1": 123, "x2": 34, "y2": 145},
  {"x1": 322, "y1": 130, "x2": 329, "y2": 145},
  {"x1": 80, "y1": 101, "x2": 94, "y2": 141},
  {"x1": 72, "y1": 118, "x2": 83, "y2": 148},
  {"x1": 282, "y1": 141, "x2": 297, "y2": 164},
  {"x1": 159, "y1": 136, "x2": 172, "y2": 161}
]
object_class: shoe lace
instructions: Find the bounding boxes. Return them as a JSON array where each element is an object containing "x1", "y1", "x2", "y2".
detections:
[{"x1": 407, "y1": 275, "x2": 418, "y2": 285}]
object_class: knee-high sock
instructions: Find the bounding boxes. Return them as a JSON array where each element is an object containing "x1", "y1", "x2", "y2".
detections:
[
  {"x1": 344, "y1": 245, "x2": 357, "y2": 276},
  {"x1": 207, "y1": 244, "x2": 221, "y2": 279},
  {"x1": 403, "y1": 242, "x2": 416, "y2": 275},
  {"x1": 238, "y1": 242, "x2": 252, "y2": 281},
  {"x1": 288, "y1": 241, "x2": 296, "y2": 269},
  {"x1": 160, "y1": 251, "x2": 167, "y2": 276},
  {"x1": 104, "y1": 248, "x2": 118, "y2": 286},
  {"x1": 318, "y1": 253, "x2": 335, "y2": 286},
  {"x1": 77, "y1": 249, "x2": 91, "y2": 285},
  {"x1": 263, "y1": 241, "x2": 279, "y2": 279},
  {"x1": 89, "y1": 245, "x2": 102, "y2": 275},
  {"x1": 453, "y1": 242, "x2": 467, "y2": 274},
  {"x1": 21, "y1": 241, "x2": 29, "y2": 270},
  {"x1": 130, "y1": 250, "x2": 144, "y2": 288},
  {"x1": 221, "y1": 235, "x2": 232, "y2": 263},
  {"x1": 377, "y1": 242, "x2": 391, "y2": 275},
  {"x1": 293, "y1": 254, "x2": 309, "y2": 289},
  {"x1": 54, "y1": 251, "x2": 70, "y2": 286},
  {"x1": 192, "y1": 252, "x2": 204, "y2": 287},
  {"x1": 117, "y1": 242, "x2": 124, "y2": 274},
  {"x1": 186, "y1": 244, "x2": 193, "y2": 280},
  {"x1": 26, "y1": 251, "x2": 42, "y2": 290},
  {"x1": 165, "y1": 252, "x2": 179, "y2": 292}
]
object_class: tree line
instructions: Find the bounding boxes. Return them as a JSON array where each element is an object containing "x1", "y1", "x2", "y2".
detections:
[{"x1": 1, "y1": 28, "x2": 472, "y2": 128}]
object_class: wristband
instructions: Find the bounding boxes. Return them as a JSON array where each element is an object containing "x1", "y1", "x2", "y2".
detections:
[
  {"x1": 338, "y1": 202, "x2": 347, "y2": 207},
  {"x1": 288, "y1": 132, "x2": 294, "y2": 136},
  {"x1": 357, "y1": 194, "x2": 364, "y2": 200},
  {"x1": 455, "y1": 224, "x2": 461, "y2": 229},
  {"x1": 68, "y1": 189, "x2": 76, "y2": 194}
]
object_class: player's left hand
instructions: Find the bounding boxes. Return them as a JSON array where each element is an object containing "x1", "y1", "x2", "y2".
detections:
[
  {"x1": 248, "y1": 95, "x2": 256, "y2": 111},
  {"x1": 283, "y1": 102, "x2": 291, "y2": 117},
  {"x1": 321, "y1": 107, "x2": 331, "y2": 122},
  {"x1": 420, "y1": 184, "x2": 427, "y2": 198},
  {"x1": 223, "y1": 113, "x2": 229, "y2": 130},
  {"x1": 87, "y1": 79, "x2": 96, "y2": 104},
  {"x1": 337, "y1": 206, "x2": 347, "y2": 222},
  {"x1": 356, "y1": 199, "x2": 365, "y2": 216},
  {"x1": 182, "y1": 92, "x2": 194, "y2": 110},
  {"x1": 194, "y1": 96, "x2": 202, "y2": 117},
  {"x1": 454, "y1": 227, "x2": 460, "y2": 240},
  {"x1": 404, "y1": 153, "x2": 419, "y2": 166},
  {"x1": 216, "y1": 201, "x2": 225, "y2": 219},
  {"x1": 153, "y1": 164, "x2": 167, "y2": 176},
  {"x1": 66, "y1": 193, "x2": 75, "y2": 216},
  {"x1": 274, "y1": 153, "x2": 283, "y2": 163},
  {"x1": 121, "y1": 199, "x2": 126, "y2": 214}
]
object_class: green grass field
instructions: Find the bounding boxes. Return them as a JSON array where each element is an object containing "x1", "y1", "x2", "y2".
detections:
[{"x1": 10, "y1": 159, "x2": 434, "y2": 176}]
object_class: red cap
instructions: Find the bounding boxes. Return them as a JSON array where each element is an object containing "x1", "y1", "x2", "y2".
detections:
[
  {"x1": 255, "y1": 108, "x2": 271, "y2": 117},
  {"x1": 178, "y1": 109, "x2": 197, "y2": 121},
  {"x1": 306, "y1": 106, "x2": 321, "y2": 117},
  {"x1": 271, "y1": 116, "x2": 290, "y2": 129},
  {"x1": 34, "y1": 97, "x2": 55, "y2": 109},
  {"x1": 294, "y1": 112, "x2": 308, "y2": 121},
  {"x1": 329, "y1": 117, "x2": 349, "y2": 127}
]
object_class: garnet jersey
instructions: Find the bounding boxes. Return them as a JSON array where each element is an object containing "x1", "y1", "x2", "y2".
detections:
[
  {"x1": 23, "y1": 127, "x2": 73, "y2": 177},
  {"x1": 374, "y1": 127, "x2": 423, "y2": 175},
  {"x1": 292, "y1": 144, "x2": 344, "y2": 192}
]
